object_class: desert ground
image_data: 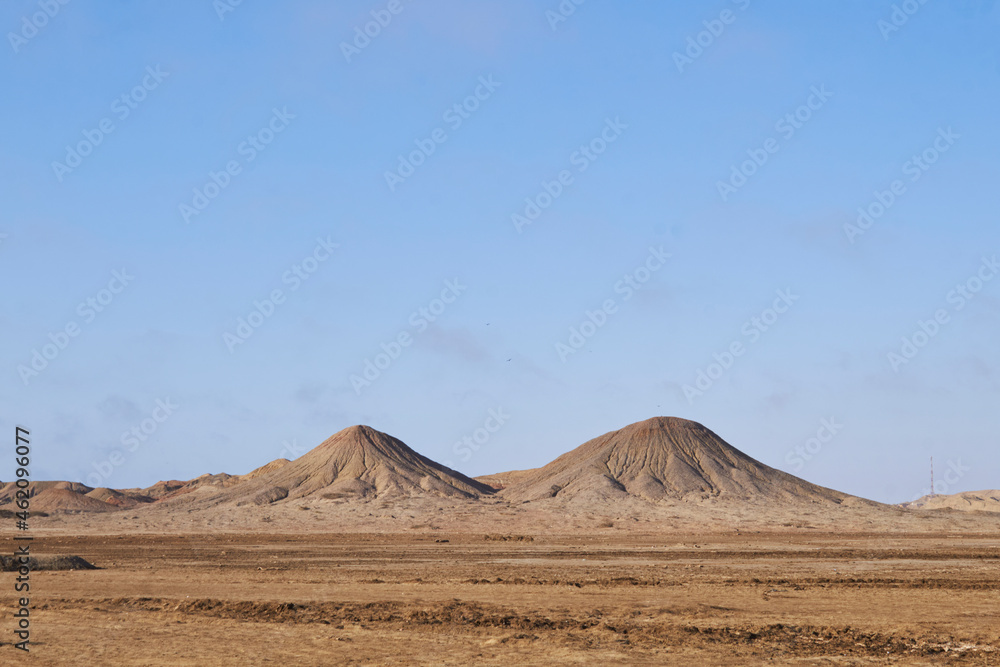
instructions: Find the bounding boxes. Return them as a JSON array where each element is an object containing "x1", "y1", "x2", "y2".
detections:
[
  {"x1": 2, "y1": 527, "x2": 1000, "y2": 665},
  {"x1": 3, "y1": 419, "x2": 999, "y2": 664}
]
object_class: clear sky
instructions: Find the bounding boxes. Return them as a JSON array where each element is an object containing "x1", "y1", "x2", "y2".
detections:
[{"x1": 2, "y1": 0, "x2": 998, "y2": 503}]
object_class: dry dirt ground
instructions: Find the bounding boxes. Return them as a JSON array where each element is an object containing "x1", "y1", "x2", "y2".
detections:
[{"x1": 2, "y1": 529, "x2": 999, "y2": 665}]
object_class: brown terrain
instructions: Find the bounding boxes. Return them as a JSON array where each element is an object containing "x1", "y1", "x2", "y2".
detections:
[
  {"x1": 903, "y1": 490, "x2": 1000, "y2": 513},
  {"x1": 2, "y1": 417, "x2": 998, "y2": 665}
]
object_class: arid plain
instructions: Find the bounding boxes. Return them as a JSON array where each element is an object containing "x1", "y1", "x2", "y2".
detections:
[{"x1": 3, "y1": 417, "x2": 999, "y2": 665}]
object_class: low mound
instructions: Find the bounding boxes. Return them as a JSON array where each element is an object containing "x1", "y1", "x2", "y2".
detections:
[
  {"x1": 501, "y1": 417, "x2": 849, "y2": 504},
  {"x1": 195, "y1": 425, "x2": 494, "y2": 505},
  {"x1": 53, "y1": 481, "x2": 88, "y2": 491},
  {"x1": 198, "y1": 472, "x2": 242, "y2": 486},
  {"x1": 0, "y1": 554, "x2": 97, "y2": 571},
  {"x1": 140, "y1": 473, "x2": 244, "y2": 503},
  {"x1": 240, "y1": 458, "x2": 291, "y2": 481},
  {"x1": 85, "y1": 487, "x2": 120, "y2": 502},
  {"x1": 85, "y1": 487, "x2": 153, "y2": 507},
  {"x1": 902, "y1": 490, "x2": 1000, "y2": 513},
  {"x1": 475, "y1": 469, "x2": 537, "y2": 491},
  {"x1": 29, "y1": 488, "x2": 117, "y2": 513},
  {"x1": 137, "y1": 480, "x2": 188, "y2": 500}
]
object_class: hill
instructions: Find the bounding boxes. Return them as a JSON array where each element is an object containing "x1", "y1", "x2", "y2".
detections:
[
  {"x1": 500, "y1": 417, "x2": 849, "y2": 504},
  {"x1": 190, "y1": 425, "x2": 494, "y2": 506}
]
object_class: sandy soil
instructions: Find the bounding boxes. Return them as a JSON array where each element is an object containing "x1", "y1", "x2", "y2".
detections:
[{"x1": 3, "y1": 527, "x2": 999, "y2": 665}]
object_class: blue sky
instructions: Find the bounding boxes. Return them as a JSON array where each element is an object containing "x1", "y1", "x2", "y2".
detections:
[{"x1": 2, "y1": 0, "x2": 998, "y2": 503}]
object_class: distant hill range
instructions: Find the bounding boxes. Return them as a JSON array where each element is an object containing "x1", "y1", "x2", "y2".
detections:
[
  {"x1": 0, "y1": 460, "x2": 291, "y2": 512},
  {"x1": 1, "y1": 417, "x2": 992, "y2": 518},
  {"x1": 900, "y1": 490, "x2": 1000, "y2": 513}
]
